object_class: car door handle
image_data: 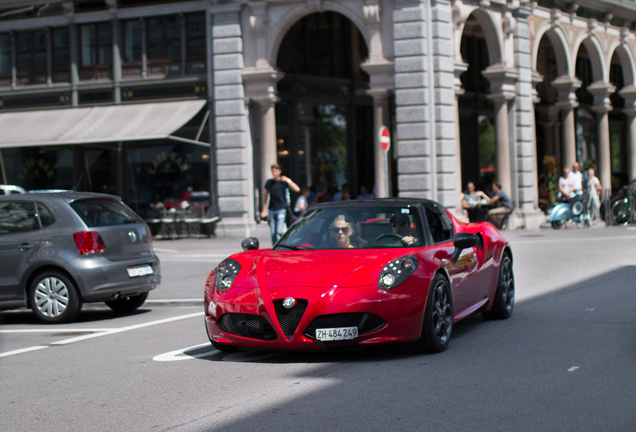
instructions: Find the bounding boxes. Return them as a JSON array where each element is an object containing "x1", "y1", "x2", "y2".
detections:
[{"x1": 19, "y1": 243, "x2": 34, "y2": 251}]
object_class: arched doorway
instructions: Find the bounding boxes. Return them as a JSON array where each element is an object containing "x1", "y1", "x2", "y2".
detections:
[
  {"x1": 274, "y1": 12, "x2": 373, "y2": 198},
  {"x1": 458, "y1": 14, "x2": 495, "y2": 193},
  {"x1": 535, "y1": 35, "x2": 560, "y2": 172}
]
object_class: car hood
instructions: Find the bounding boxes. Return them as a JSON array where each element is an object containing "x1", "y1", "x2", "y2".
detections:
[{"x1": 232, "y1": 249, "x2": 416, "y2": 289}]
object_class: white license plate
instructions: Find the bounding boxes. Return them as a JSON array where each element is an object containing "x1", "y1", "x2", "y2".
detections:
[
  {"x1": 315, "y1": 327, "x2": 358, "y2": 341},
  {"x1": 127, "y1": 265, "x2": 153, "y2": 278}
]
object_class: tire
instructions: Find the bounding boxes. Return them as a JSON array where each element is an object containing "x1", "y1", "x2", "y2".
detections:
[
  {"x1": 414, "y1": 274, "x2": 453, "y2": 353},
  {"x1": 483, "y1": 252, "x2": 514, "y2": 320},
  {"x1": 28, "y1": 271, "x2": 82, "y2": 324},
  {"x1": 105, "y1": 292, "x2": 148, "y2": 312},
  {"x1": 551, "y1": 220, "x2": 563, "y2": 230},
  {"x1": 611, "y1": 199, "x2": 630, "y2": 225}
]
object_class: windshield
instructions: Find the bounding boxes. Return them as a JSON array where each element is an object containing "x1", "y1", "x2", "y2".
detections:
[
  {"x1": 275, "y1": 205, "x2": 424, "y2": 250},
  {"x1": 70, "y1": 199, "x2": 143, "y2": 227}
]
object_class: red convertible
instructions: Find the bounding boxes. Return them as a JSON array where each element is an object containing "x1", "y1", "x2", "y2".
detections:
[{"x1": 204, "y1": 198, "x2": 514, "y2": 353}]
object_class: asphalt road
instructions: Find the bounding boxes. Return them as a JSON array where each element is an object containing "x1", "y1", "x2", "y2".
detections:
[{"x1": 1, "y1": 225, "x2": 635, "y2": 431}]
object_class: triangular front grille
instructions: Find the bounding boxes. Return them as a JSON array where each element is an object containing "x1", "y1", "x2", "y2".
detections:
[{"x1": 273, "y1": 299, "x2": 308, "y2": 339}]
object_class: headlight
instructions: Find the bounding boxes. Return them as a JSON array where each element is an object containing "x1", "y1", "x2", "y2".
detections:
[
  {"x1": 378, "y1": 255, "x2": 419, "y2": 290},
  {"x1": 215, "y1": 258, "x2": 241, "y2": 291}
]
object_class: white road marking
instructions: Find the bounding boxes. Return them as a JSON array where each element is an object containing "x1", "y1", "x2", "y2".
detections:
[
  {"x1": 51, "y1": 311, "x2": 204, "y2": 345},
  {"x1": 146, "y1": 298, "x2": 202, "y2": 303},
  {"x1": 0, "y1": 345, "x2": 48, "y2": 358},
  {"x1": 153, "y1": 248, "x2": 180, "y2": 252},
  {"x1": 153, "y1": 343, "x2": 218, "y2": 361},
  {"x1": 567, "y1": 366, "x2": 580, "y2": 372},
  {"x1": 0, "y1": 328, "x2": 107, "y2": 333},
  {"x1": 585, "y1": 308, "x2": 594, "y2": 311},
  {"x1": 512, "y1": 235, "x2": 636, "y2": 245}
]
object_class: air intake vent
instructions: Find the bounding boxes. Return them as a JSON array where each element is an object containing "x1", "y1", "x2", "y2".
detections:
[
  {"x1": 273, "y1": 299, "x2": 309, "y2": 339},
  {"x1": 217, "y1": 314, "x2": 277, "y2": 340}
]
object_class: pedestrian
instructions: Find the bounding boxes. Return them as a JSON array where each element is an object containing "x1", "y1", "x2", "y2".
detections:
[
  {"x1": 357, "y1": 185, "x2": 372, "y2": 199},
  {"x1": 558, "y1": 166, "x2": 574, "y2": 204},
  {"x1": 570, "y1": 162, "x2": 583, "y2": 195},
  {"x1": 462, "y1": 181, "x2": 490, "y2": 222},
  {"x1": 487, "y1": 182, "x2": 512, "y2": 229},
  {"x1": 587, "y1": 168, "x2": 601, "y2": 221},
  {"x1": 293, "y1": 187, "x2": 310, "y2": 217},
  {"x1": 332, "y1": 184, "x2": 351, "y2": 201},
  {"x1": 260, "y1": 163, "x2": 300, "y2": 245}
]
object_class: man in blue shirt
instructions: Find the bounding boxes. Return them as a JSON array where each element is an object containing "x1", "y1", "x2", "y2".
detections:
[{"x1": 487, "y1": 182, "x2": 512, "y2": 229}]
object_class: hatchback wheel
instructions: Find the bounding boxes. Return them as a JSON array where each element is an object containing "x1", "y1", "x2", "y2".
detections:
[{"x1": 29, "y1": 271, "x2": 82, "y2": 324}]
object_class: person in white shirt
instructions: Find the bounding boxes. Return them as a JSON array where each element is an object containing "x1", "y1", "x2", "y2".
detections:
[
  {"x1": 570, "y1": 162, "x2": 583, "y2": 194},
  {"x1": 558, "y1": 167, "x2": 574, "y2": 202},
  {"x1": 587, "y1": 168, "x2": 602, "y2": 221}
]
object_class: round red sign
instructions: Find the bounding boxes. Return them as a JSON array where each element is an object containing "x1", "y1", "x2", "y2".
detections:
[{"x1": 379, "y1": 126, "x2": 390, "y2": 152}]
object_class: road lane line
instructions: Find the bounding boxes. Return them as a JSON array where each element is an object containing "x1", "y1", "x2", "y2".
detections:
[
  {"x1": 0, "y1": 345, "x2": 48, "y2": 358},
  {"x1": 512, "y1": 235, "x2": 636, "y2": 245},
  {"x1": 567, "y1": 366, "x2": 580, "y2": 372},
  {"x1": 153, "y1": 343, "x2": 217, "y2": 361},
  {"x1": 51, "y1": 312, "x2": 204, "y2": 345},
  {"x1": 0, "y1": 328, "x2": 108, "y2": 333}
]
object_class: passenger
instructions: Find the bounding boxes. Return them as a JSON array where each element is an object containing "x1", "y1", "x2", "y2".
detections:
[
  {"x1": 330, "y1": 215, "x2": 355, "y2": 248},
  {"x1": 390, "y1": 213, "x2": 417, "y2": 246}
]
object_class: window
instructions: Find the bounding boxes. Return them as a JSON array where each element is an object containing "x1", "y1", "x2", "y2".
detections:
[
  {"x1": 186, "y1": 13, "x2": 206, "y2": 73},
  {"x1": 79, "y1": 23, "x2": 112, "y2": 80},
  {"x1": 16, "y1": 30, "x2": 47, "y2": 85},
  {"x1": 147, "y1": 15, "x2": 180, "y2": 75},
  {"x1": 425, "y1": 206, "x2": 453, "y2": 244},
  {"x1": 52, "y1": 27, "x2": 70, "y2": 83},
  {"x1": 70, "y1": 199, "x2": 141, "y2": 227},
  {"x1": 123, "y1": 20, "x2": 141, "y2": 63},
  {"x1": 0, "y1": 33, "x2": 10, "y2": 87},
  {"x1": 35, "y1": 203, "x2": 56, "y2": 228},
  {"x1": 0, "y1": 202, "x2": 37, "y2": 235}
]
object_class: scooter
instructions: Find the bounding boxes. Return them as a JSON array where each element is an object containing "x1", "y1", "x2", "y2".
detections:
[{"x1": 547, "y1": 191, "x2": 589, "y2": 229}]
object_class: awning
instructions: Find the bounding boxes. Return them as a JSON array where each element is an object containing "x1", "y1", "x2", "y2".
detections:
[{"x1": 0, "y1": 99, "x2": 208, "y2": 148}]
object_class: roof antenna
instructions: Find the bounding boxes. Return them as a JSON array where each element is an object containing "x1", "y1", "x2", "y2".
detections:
[{"x1": 72, "y1": 173, "x2": 84, "y2": 193}]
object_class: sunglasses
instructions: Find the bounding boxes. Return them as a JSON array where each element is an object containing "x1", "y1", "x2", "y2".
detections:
[
  {"x1": 391, "y1": 220, "x2": 408, "y2": 228},
  {"x1": 331, "y1": 227, "x2": 350, "y2": 234}
]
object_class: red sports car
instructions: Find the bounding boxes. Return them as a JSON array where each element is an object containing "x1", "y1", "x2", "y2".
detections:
[{"x1": 204, "y1": 198, "x2": 514, "y2": 353}]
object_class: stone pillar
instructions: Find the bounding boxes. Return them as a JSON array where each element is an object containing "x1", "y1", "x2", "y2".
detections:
[
  {"x1": 46, "y1": 27, "x2": 52, "y2": 85},
  {"x1": 362, "y1": 60, "x2": 394, "y2": 198},
  {"x1": 620, "y1": 86, "x2": 636, "y2": 187},
  {"x1": 483, "y1": 64, "x2": 518, "y2": 202},
  {"x1": 69, "y1": 23, "x2": 79, "y2": 106},
  {"x1": 242, "y1": 69, "x2": 284, "y2": 191},
  {"x1": 9, "y1": 31, "x2": 16, "y2": 89},
  {"x1": 453, "y1": 60, "x2": 467, "y2": 217},
  {"x1": 212, "y1": 7, "x2": 252, "y2": 225},
  {"x1": 589, "y1": 81, "x2": 615, "y2": 192},
  {"x1": 552, "y1": 76, "x2": 580, "y2": 169},
  {"x1": 112, "y1": 18, "x2": 122, "y2": 103}
]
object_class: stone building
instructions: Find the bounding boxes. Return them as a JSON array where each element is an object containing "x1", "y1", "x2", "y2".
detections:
[{"x1": 0, "y1": 0, "x2": 635, "y2": 233}]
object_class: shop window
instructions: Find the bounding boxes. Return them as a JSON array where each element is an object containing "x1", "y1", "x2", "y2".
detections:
[
  {"x1": 0, "y1": 33, "x2": 10, "y2": 87},
  {"x1": 186, "y1": 13, "x2": 206, "y2": 73},
  {"x1": 52, "y1": 27, "x2": 70, "y2": 83},
  {"x1": 147, "y1": 15, "x2": 180, "y2": 75},
  {"x1": 16, "y1": 30, "x2": 47, "y2": 85},
  {"x1": 79, "y1": 22, "x2": 112, "y2": 80}
]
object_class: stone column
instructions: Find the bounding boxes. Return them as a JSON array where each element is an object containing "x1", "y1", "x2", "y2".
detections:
[
  {"x1": 552, "y1": 76, "x2": 580, "y2": 169},
  {"x1": 112, "y1": 18, "x2": 122, "y2": 103},
  {"x1": 453, "y1": 60, "x2": 467, "y2": 217},
  {"x1": 362, "y1": 60, "x2": 394, "y2": 198},
  {"x1": 589, "y1": 81, "x2": 615, "y2": 192},
  {"x1": 620, "y1": 86, "x2": 636, "y2": 186},
  {"x1": 242, "y1": 68, "x2": 284, "y2": 192},
  {"x1": 483, "y1": 64, "x2": 518, "y2": 201}
]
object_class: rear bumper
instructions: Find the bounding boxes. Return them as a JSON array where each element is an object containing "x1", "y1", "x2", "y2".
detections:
[
  {"x1": 68, "y1": 254, "x2": 161, "y2": 302},
  {"x1": 204, "y1": 283, "x2": 427, "y2": 350}
]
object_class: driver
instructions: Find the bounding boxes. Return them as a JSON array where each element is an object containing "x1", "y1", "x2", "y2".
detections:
[
  {"x1": 330, "y1": 215, "x2": 355, "y2": 248},
  {"x1": 390, "y1": 213, "x2": 417, "y2": 246}
]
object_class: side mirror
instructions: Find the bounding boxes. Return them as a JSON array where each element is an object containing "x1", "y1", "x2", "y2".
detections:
[
  {"x1": 241, "y1": 237, "x2": 259, "y2": 251},
  {"x1": 451, "y1": 232, "x2": 479, "y2": 263}
]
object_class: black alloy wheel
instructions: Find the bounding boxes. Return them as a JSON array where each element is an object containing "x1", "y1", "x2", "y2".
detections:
[
  {"x1": 483, "y1": 252, "x2": 514, "y2": 320},
  {"x1": 415, "y1": 274, "x2": 453, "y2": 353}
]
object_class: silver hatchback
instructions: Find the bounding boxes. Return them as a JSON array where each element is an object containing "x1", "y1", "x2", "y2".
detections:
[{"x1": 0, "y1": 192, "x2": 161, "y2": 323}]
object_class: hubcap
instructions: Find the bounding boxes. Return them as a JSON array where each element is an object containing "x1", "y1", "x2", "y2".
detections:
[
  {"x1": 34, "y1": 277, "x2": 69, "y2": 317},
  {"x1": 500, "y1": 257, "x2": 514, "y2": 313},
  {"x1": 432, "y1": 281, "x2": 452, "y2": 344}
]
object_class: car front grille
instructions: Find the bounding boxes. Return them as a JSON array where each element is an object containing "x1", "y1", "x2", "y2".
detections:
[
  {"x1": 273, "y1": 299, "x2": 309, "y2": 339},
  {"x1": 303, "y1": 313, "x2": 386, "y2": 340},
  {"x1": 217, "y1": 313, "x2": 277, "y2": 340}
]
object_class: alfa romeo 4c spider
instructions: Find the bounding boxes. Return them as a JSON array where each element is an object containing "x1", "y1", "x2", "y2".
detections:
[{"x1": 204, "y1": 198, "x2": 514, "y2": 353}]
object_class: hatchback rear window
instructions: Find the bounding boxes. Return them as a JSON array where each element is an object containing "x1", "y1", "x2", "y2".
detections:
[{"x1": 70, "y1": 199, "x2": 142, "y2": 227}]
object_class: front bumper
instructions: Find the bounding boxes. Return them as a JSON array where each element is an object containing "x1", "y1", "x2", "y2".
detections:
[{"x1": 204, "y1": 283, "x2": 427, "y2": 350}]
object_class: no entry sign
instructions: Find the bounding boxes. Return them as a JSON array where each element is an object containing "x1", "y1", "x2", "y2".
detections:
[{"x1": 379, "y1": 126, "x2": 390, "y2": 152}]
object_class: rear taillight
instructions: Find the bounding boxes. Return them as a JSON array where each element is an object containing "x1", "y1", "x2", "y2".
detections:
[{"x1": 73, "y1": 232, "x2": 105, "y2": 255}]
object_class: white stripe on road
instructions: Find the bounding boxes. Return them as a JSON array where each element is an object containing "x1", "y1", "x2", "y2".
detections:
[
  {"x1": 153, "y1": 248, "x2": 180, "y2": 252},
  {"x1": 51, "y1": 311, "x2": 204, "y2": 345},
  {"x1": 0, "y1": 328, "x2": 108, "y2": 333},
  {"x1": 146, "y1": 298, "x2": 202, "y2": 303},
  {"x1": 512, "y1": 234, "x2": 636, "y2": 245},
  {"x1": 0, "y1": 345, "x2": 48, "y2": 358},
  {"x1": 567, "y1": 366, "x2": 580, "y2": 372},
  {"x1": 153, "y1": 342, "x2": 217, "y2": 361}
]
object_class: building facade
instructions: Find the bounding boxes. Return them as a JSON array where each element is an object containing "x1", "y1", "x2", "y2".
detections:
[{"x1": 1, "y1": 0, "x2": 635, "y2": 232}]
